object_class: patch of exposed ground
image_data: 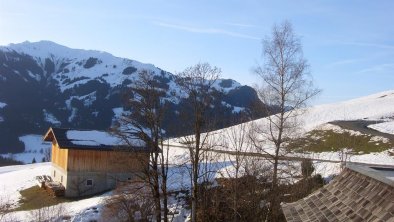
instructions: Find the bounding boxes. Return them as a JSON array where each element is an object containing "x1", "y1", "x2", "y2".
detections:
[
  {"x1": 288, "y1": 127, "x2": 393, "y2": 154},
  {"x1": 16, "y1": 186, "x2": 74, "y2": 211}
]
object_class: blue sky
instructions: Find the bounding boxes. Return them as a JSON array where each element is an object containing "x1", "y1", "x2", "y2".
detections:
[{"x1": 1, "y1": 0, "x2": 393, "y2": 104}]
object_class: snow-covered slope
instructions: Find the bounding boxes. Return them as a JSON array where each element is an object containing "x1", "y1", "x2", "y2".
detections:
[
  {"x1": 301, "y1": 90, "x2": 394, "y2": 131},
  {"x1": 0, "y1": 41, "x2": 263, "y2": 154},
  {"x1": 170, "y1": 90, "x2": 394, "y2": 165},
  {"x1": 1, "y1": 135, "x2": 50, "y2": 164},
  {"x1": 0, "y1": 163, "x2": 106, "y2": 222},
  {"x1": 220, "y1": 89, "x2": 394, "y2": 138},
  {"x1": 0, "y1": 40, "x2": 244, "y2": 96},
  {"x1": 0, "y1": 163, "x2": 52, "y2": 204},
  {"x1": 1, "y1": 40, "x2": 181, "y2": 95},
  {"x1": 369, "y1": 121, "x2": 394, "y2": 134}
]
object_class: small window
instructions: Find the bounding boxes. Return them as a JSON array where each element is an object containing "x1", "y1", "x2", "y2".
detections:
[
  {"x1": 53, "y1": 170, "x2": 56, "y2": 177},
  {"x1": 61, "y1": 176, "x2": 63, "y2": 183},
  {"x1": 86, "y1": 179, "x2": 93, "y2": 186},
  {"x1": 127, "y1": 177, "x2": 132, "y2": 181}
]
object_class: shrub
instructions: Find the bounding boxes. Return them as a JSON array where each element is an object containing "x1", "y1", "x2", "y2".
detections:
[
  {"x1": 219, "y1": 79, "x2": 233, "y2": 88},
  {"x1": 301, "y1": 159, "x2": 314, "y2": 178},
  {"x1": 122, "y1": 66, "x2": 137, "y2": 75},
  {"x1": 83, "y1": 57, "x2": 99, "y2": 69}
]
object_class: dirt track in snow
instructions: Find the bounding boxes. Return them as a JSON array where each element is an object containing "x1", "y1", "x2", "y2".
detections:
[{"x1": 329, "y1": 120, "x2": 394, "y2": 142}]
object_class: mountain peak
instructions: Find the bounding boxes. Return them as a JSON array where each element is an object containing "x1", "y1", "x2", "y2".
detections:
[{"x1": 1, "y1": 40, "x2": 114, "y2": 61}]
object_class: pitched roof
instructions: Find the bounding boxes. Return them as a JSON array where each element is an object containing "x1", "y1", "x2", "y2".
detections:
[
  {"x1": 282, "y1": 163, "x2": 394, "y2": 222},
  {"x1": 43, "y1": 127, "x2": 148, "y2": 152}
]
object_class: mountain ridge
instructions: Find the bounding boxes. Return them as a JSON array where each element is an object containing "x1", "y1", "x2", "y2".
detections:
[{"x1": 0, "y1": 41, "x2": 264, "y2": 153}]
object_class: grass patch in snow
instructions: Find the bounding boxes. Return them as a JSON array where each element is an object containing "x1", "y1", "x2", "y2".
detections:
[
  {"x1": 288, "y1": 130, "x2": 393, "y2": 154},
  {"x1": 16, "y1": 186, "x2": 74, "y2": 211}
]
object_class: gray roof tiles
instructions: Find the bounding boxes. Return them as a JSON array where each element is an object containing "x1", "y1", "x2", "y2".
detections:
[{"x1": 282, "y1": 164, "x2": 394, "y2": 221}]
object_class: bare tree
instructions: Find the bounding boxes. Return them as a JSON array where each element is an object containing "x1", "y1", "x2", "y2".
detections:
[
  {"x1": 103, "y1": 181, "x2": 154, "y2": 222},
  {"x1": 219, "y1": 121, "x2": 252, "y2": 222},
  {"x1": 0, "y1": 192, "x2": 14, "y2": 222},
  {"x1": 29, "y1": 204, "x2": 68, "y2": 222},
  {"x1": 176, "y1": 62, "x2": 221, "y2": 222},
  {"x1": 254, "y1": 21, "x2": 320, "y2": 221},
  {"x1": 113, "y1": 69, "x2": 170, "y2": 222},
  {"x1": 43, "y1": 147, "x2": 51, "y2": 162}
]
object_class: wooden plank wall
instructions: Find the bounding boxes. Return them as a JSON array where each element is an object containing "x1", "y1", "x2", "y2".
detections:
[
  {"x1": 51, "y1": 142, "x2": 68, "y2": 170},
  {"x1": 67, "y1": 149, "x2": 148, "y2": 173}
]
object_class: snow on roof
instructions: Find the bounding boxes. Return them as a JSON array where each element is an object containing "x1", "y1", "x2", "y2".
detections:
[
  {"x1": 66, "y1": 130, "x2": 146, "y2": 147},
  {"x1": 44, "y1": 127, "x2": 146, "y2": 151},
  {"x1": 66, "y1": 130, "x2": 121, "y2": 146}
]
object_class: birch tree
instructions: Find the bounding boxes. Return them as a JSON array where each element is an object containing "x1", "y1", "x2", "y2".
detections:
[{"x1": 254, "y1": 21, "x2": 320, "y2": 221}]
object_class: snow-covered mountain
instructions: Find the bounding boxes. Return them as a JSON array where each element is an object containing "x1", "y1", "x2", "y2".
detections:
[{"x1": 0, "y1": 41, "x2": 264, "y2": 153}]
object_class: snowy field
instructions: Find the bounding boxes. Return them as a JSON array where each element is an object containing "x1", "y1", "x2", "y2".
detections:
[
  {"x1": 0, "y1": 144, "x2": 388, "y2": 221},
  {"x1": 0, "y1": 144, "x2": 391, "y2": 221},
  {"x1": 1, "y1": 135, "x2": 51, "y2": 164},
  {"x1": 369, "y1": 121, "x2": 394, "y2": 135},
  {"x1": 0, "y1": 146, "x2": 213, "y2": 221},
  {"x1": 0, "y1": 162, "x2": 107, "y2": 222}
]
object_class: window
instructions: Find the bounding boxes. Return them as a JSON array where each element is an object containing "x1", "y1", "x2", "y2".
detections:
[
  {"x1": 127, "y1": 177, "x2": 132, "y2": 181},
  {"x1": 86, "y1": 179, "x2": 93, "y2": 186},
  {"x1": 53, "y1": 170, "x2": 56, "y2": 177},
  {"x1": 61, "y1": 176, "x2": 63, "y2": 183}
]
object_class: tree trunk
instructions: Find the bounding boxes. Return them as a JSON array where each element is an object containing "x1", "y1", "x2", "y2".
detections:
[
  {"x1": 161, "y1": 153, "x2": 169, "y2": 222},
  {"x1": 233, "y1": 167, "x2": 239, "y2": 222},
  {"x1": 191, "y1": 152, "x2": 199, "y2": 222},
  {"x1": 270, "y1": 154, "x2": 280, "y2": 221},
  {"x1": 152, "y1": 153, "x2": 161, "y2": 222},
  {"x1": 191, "y1": 122, "x2": 201, "y2": 222}
]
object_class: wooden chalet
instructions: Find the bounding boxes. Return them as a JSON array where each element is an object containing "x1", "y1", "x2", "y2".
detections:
[{"x1": 43, "y1": 127, "x2": 149, "y2": 197}]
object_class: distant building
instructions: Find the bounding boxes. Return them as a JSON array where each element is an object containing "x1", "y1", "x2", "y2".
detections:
[
  {"x1": 43, "y1": 127, "x2": 149, "y2": 197},
  {"x1": 282, "y1": 163, "x2": 394, "y2": 221}
]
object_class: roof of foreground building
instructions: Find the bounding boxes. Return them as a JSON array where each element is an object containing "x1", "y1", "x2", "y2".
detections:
[
  {"x1": 43, "y1": 127, "x2": 148, "y2": 151},
  {"x1": 282, "y1": 163, "x2": 394, "y2": 222}
]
